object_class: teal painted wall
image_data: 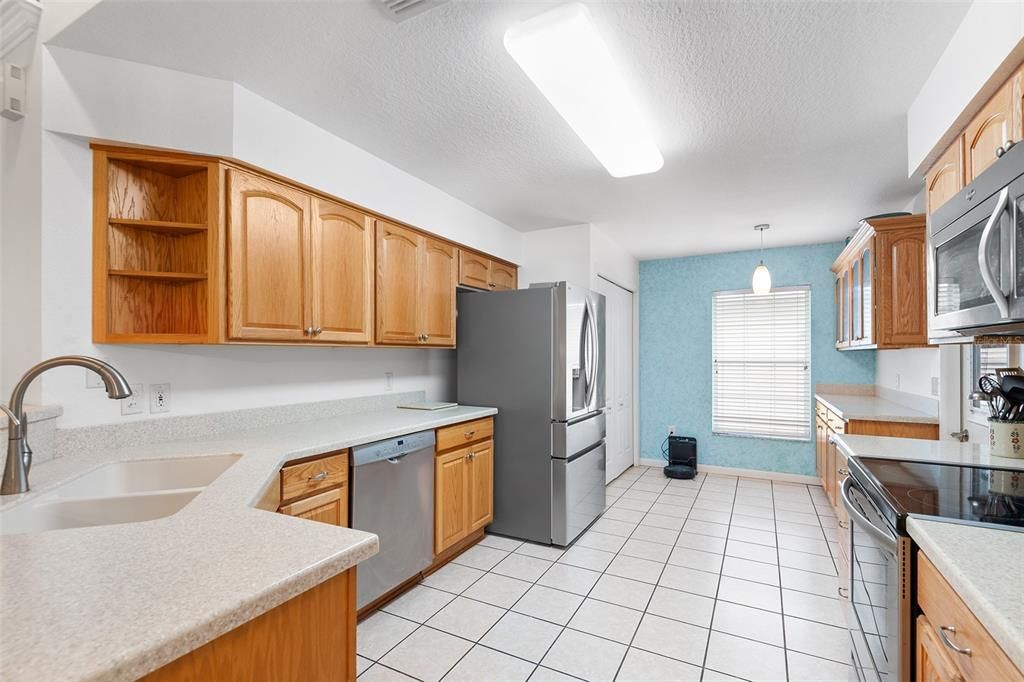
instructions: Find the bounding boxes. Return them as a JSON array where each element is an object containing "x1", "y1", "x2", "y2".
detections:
[{"x1": 639, "y1": 242, "x2": 875, "y2": 476}]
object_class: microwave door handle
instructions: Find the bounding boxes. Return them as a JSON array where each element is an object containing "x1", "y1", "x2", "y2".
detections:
[
  {"x1": 978, "y1": 186, "x2": 1011, "y2": 318},
  {"x1": 840, "y1": 477, "x2": 898, "y2": 557}
]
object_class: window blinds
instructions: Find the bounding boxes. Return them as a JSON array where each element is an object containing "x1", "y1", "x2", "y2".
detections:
[{"x1": 712, "y1": 287, "x2": 811, "y2": 441}]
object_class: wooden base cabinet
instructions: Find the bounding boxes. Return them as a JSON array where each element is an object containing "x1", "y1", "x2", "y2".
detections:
[
  {"x1": 143, "y1": 569, "x2": 357, "y2": 682},
  {"x1": 277, "y1": 450, "x2": 349, "y2": 527},
  {"x1": 917, "y1": 551, "x2": 1023, "y2": 682},
  {"x1": 434, "y1": 418, "x2": 494, "y2": 555}
]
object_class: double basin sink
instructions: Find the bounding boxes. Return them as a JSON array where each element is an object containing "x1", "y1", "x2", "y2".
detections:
[{"x1": 0, "y1": 454, "x2": 240, "y2": 535}]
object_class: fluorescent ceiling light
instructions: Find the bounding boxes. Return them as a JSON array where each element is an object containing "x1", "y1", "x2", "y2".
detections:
[{"x1": 504, "y1": 3, "x2": 664, "y2": 178}]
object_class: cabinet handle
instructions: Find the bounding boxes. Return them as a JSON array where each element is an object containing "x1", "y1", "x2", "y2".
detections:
[
  {"x1": 838, "y1": 520, "x2": 850, "y2": 530},
  {"x1": 464, "y1": 430, "x2": 476, "y2": 439},
  {"x1": 938, "y1": 625, "x2": 972, "y2": 656},
  {"x1": 488, "y1": 283, "x2": 496, "y2": 289},
  {"x1": 837, "y1": 586, "x2": 849, "y2": 598},
  {"x1": 837, "y1": 468, "x2": 849, "y2": 476},
  {"x1": 309, "y1": 470, "x2": 328, "y2": 482}
]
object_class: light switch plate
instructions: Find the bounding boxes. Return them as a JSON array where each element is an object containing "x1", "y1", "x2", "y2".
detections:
[{"x1": 121, "y1": 384, "x2": 144, "y2": 416}]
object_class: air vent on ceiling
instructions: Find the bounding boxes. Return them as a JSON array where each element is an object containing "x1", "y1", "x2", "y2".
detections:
[{"x1": 378, "y1": 0, "x2": 448, "y2": 22}]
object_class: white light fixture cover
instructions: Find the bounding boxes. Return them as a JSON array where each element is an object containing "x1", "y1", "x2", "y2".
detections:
[
  {"x1": 752, "y1": 224, "x2": 772, "y2": 295},
  {"x1": 503, "y1": 3, "x2": 663, "y2": 178}
]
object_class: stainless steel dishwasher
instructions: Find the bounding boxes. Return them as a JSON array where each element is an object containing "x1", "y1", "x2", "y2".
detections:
[{"x1": 351, "y1": 430, "x2": 436, "y2": 609}]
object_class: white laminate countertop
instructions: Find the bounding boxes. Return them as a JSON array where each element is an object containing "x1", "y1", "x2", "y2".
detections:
[
  {"x1": 907, "y1": 518, "x2": 1024, "y2": 672},
  {"x1": 0, "y1": 404, "x2": 497, "y2": 682},
  {"x1": 815, "y1": 392, "x2": 939, "y2": 424},
  {"x1": 834, "y1": 434, "x2": 1024, "y2": 470}
]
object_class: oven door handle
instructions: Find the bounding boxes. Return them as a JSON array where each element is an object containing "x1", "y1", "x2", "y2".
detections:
[
  {"x1": 978, "y1": 186, "x2": 1010, "y2": 319},
  {"x1": 840, "y1": 477, "x2": 898, "y2": 557}
]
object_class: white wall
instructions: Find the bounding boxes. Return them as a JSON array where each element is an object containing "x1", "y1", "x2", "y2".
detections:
[
  {"x1": 8, "y1": 43, "x2": 524, "y2": 428},
  {"x1": 875, "y1": 348, "x2": 940, "y2": 399},
  {"x1": 518, "y1": 224, "x2": 591, "y2": 288},
  {"x1": 907, "y1": 1, "x2": 1024, "y2": 176}
]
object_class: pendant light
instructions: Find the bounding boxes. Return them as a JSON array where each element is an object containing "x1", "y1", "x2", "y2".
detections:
[{"x1": 752, "y1": 224, "x2": 772, "y2": 295}]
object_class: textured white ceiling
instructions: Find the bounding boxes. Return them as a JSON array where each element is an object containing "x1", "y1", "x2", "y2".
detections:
[{"x1": 51, "y1": 0, "x2": 969, "y2": 259}]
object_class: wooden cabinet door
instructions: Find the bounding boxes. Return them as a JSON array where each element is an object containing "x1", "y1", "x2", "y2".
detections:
[
  {"x1": 227, "y1": 169, "x2": 312, "y2": 341},
  {"x1": 435, "y1": 448, "x2": 469, "y2": 554},
  {"x1": 815, "y1": 416, "x2": 827, "y2": 484},
  {"x1": 278, "y1": 486, "x2": 347, "y2": 527},
  {"x1": 825, "y1": 430, "x2": 837, "y2": 507},
  {"x1": 376, "y1": 220, "x2": 422, "y2": 345},
  {"x1": 490, "y1": 262, "x2": 517, "y2": 291},
  {"x1": 966, "y1": 79, "x2": 1014, "y2": 182},
  {"x1": 877, "y1": 229, "x2": 928, "y2": 347},
  {"x1": 420, "y1": 238, "x2": 457, "y2": 346},
  {"x1": 310, "y1": 199, "x2": 373, "y2": 344},
  {"x1": 459, "y1": 251, "x2": 491, "y2": 289},
  {"x1": 467, "y1": 441, "x2": 494, "y2": 532},
  {"x1": 917, "y1": 615, "x2": 965, "y2": 682},
  {"x1": 926, "y1": 138, "x2": 964, "y2": 215}
]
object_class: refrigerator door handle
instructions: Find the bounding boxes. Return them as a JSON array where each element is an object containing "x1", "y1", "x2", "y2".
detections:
[{"x1": 583, "y1": 298, "x2": 598, "y2": 409}]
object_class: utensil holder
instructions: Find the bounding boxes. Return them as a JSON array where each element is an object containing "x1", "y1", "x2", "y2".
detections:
[{"x1": 989, "y1": 420, "x2": 1024, "y2": 458}]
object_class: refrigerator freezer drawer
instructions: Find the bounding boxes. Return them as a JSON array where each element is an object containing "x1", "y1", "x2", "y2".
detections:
[
  {"x1": 552, "y1": 411, "x2": 605, "y2": 459},
  {"x1": 551, "y1": 442, "x2": 606, "y2": 546}
]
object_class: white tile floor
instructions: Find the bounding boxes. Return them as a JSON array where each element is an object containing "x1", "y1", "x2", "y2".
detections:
[{"x1": 357, "y1": 466, "x2": 854, "y2": 682}]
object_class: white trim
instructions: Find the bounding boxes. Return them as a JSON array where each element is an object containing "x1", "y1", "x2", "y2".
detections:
[{"x1": 638, "y1": 457, "x2": 820, "y2": 485}]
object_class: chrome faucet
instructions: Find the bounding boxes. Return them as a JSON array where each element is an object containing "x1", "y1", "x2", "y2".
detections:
[{"x1": 2, "y1": 356, "x2": 132, "y2": 495}]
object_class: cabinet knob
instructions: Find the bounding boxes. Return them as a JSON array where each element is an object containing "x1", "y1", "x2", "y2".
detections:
[
  {"x1": 465, "y1": 430, "x2": 476, "y2": 439},
  {"x1": 423, "y1": 334, "x2": 430, "y2": 341},
  {"x1": 314, "y1": 327, "x2": 323, "y2": 335},
  {"x1": 837, "y1": 468, "x2": 849, "y2": 476},
  {"x1": 305, "y1": 327, "x2": 315, "y2": 335},
  {"x1": 488, "y1": 283, "x2": 496, "y2": 289},
  {"x1": 309, "y1": 470, "x2": 328, "y2": 482},
  {"x1": 466, "y1": 451, "x2": 476, "y2": 461},
  {"x1": 838, "y1": 520, "x2": 850, "y2": 530}
]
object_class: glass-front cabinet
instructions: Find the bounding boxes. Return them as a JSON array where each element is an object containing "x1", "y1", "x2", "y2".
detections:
[{"x1": 832, "y1": 216, "x2": 927, "y2": 351}]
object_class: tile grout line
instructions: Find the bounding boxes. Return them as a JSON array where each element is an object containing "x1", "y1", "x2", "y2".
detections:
[{"x1": 697, "y1": 473, "x2": 738, "y2": 682}]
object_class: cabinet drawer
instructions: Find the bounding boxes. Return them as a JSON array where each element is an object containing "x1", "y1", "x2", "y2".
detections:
[
  {"x1": 437, "y1": 417, "x2": 493, "y2": 452},
  {"x1": 827, "y1": 412, "x2": 846, "y2": 434},
  {"x1": 281, "y1": 451, "x2": 349, "y2": 503},
  {"x1": 917, "y1": 551, "x2": 1023, "y2": 682}
]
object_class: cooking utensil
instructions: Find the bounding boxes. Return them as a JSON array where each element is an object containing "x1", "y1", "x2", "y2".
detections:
[
  {"x1": 970, "y1": 391, "x2": 998, "y2": 419},
  {"x1": 980, "y1": 375, "x2": 1010, "y2": 418}
]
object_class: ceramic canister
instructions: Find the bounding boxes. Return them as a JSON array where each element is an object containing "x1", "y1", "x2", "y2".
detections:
[{"x1": 989, "y1": 420, "x2": 1024, "y2": 459}]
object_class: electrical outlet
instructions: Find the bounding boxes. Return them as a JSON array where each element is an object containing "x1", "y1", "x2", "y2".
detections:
[
  {"x1": 384, "y1": 372, "x2": 394, "y2": 392},
  {"x1": 86, "y1": 371, "x2": 104, "y2": 389},
  {"x1": 150, "y1": 383, "x2": 171, "y2": 413},
  {"x1": 931, "y1": 376, "x2": 940, "y2": 397},
  {"x1": 668, "y1": 425, "x2": 677, "y2": 436},
  {"x1": 121, "y1": 384, "x2": 144, "y2": 416}
]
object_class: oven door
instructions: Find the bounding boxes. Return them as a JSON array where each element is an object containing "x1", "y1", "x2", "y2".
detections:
[
  {"x1": 841, "y1": 477, "x2": 910, "y2": 682},
  {"x1": 930, "y1": 174, "x2": 1024, "y2": 332}
]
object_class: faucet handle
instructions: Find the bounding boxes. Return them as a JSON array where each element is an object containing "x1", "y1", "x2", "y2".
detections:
[{"x1": 0, "y1": 404, "x2": 20, "y2": 427}]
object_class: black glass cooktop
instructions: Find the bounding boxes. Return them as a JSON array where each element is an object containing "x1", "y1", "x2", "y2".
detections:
[{"x1": 855, "y1": 458, "x2": 1024, "y2": 529}]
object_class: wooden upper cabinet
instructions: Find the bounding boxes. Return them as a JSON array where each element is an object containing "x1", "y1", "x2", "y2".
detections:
[
  {"x1": 311, "y1": 199, "x2": 373, "y2": 344},
  {"x1": 832, "y1": 215, "x2": 928, "y2": 350},
  {"x1": 965, "y1": 79, "x2": 1014, "y2": 182},
  {"x1": 926, "y1": 138, "x2": 964, "y2": 215},
  {"x1": 376, "y1": 224, "x2": 457, "y2": 347},
  {"x1": 421, "y1": 238, "x2": 457, "y2": 346},
  {"x1": 877, "y1": 227, "x2": 928, "y2": 347},
  {"x1": 459, "y1": 251, "x2": 491, "y2": 289},
  {"x1": 490, "y1": 262, "x2": 517, "y2": 291},
  {"x1": 227, "y1": 169, "x2": 312, "y2": 342},
  {"x1": 376, "y1": 220, "x2": 423, "y2": 345},
  {"x1": 458, "y1": 250, "x2": 519, "y2": 291}
]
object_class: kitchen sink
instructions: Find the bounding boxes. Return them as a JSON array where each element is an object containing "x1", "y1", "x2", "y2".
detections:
[
  {"x1": 47, "y1": 454, "x2": 241, "y2": 498},
  {"x1": 0, "y1": 454, "x2": 241, "y2": 535}
]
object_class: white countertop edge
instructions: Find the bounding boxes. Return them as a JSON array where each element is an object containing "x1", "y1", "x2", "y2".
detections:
[
  {"x1": 0, "y1": 404, "x2": 498, "y2": 682},
  {"x1": 814, "y1": 393, "x2": 939, "y2": 425},
  {"x1": 907, "y1": 517, "x2": 1024, "y2": 672}
]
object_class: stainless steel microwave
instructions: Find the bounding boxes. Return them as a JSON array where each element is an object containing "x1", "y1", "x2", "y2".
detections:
[{"x1": 929, "y1": 142, "x2": 1024, "y2": 335}]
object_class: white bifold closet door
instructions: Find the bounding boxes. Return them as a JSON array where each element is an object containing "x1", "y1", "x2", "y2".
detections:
[{"x1": 595, "y1": 276, "x2": 634, "y2": 483}]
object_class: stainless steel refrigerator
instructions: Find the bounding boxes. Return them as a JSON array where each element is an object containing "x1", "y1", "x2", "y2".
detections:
[{"x1": 456, "y1": 282, "x2": 606, "y2": 546}]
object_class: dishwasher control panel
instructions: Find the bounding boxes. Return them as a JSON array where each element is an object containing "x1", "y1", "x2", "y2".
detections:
[{"x1": 352, "y1": 430, "x2": 436, "y2": 466}]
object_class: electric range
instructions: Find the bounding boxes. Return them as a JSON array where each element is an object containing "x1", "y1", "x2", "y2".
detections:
[{"x1": 841, "y1": 458, "x2": 1023, "y2": 682}]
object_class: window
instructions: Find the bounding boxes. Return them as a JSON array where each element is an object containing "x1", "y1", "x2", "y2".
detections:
[
  {"x1": 712, "y1": 286, "x2": 811, "y2": 441},
  {"x1": 969, "y1": 344, "x2": 1022, "y2": 416}
]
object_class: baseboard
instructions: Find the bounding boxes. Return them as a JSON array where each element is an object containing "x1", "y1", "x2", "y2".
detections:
[{"x1": 637, "y1": 457, "x2": 819, "y2": 485}]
